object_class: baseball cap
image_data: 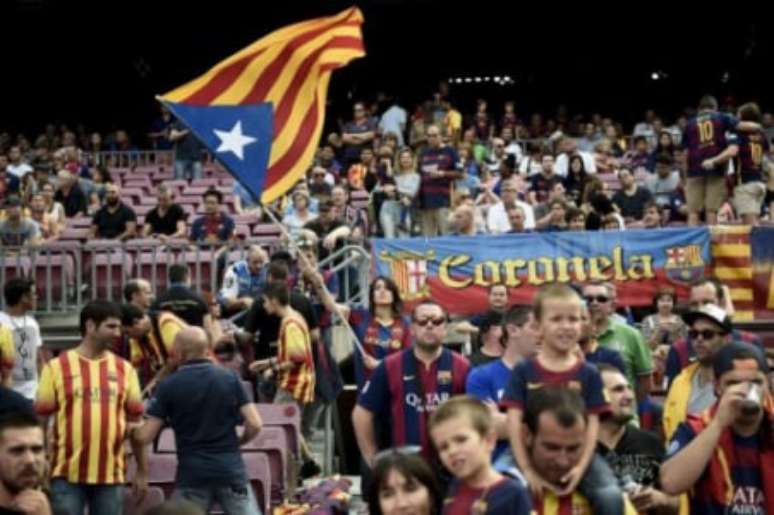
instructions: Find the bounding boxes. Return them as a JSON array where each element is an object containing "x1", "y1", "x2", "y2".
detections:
[
  {"x1": 713, "y1": 341, "x2": 769, "y2": 379},
  {"x1": 683, "y1": 304, "x2": 732, "y2": 334}
]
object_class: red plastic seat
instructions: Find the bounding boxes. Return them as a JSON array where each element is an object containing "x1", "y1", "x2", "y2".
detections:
[
  {"x1": 243, "y1": 426, "x2": 289, "y2": 504},
  {"x1": 256, "y1": 403, "x2": 300, "y2": 459},
  {"x1": 243, "y1": 452, "x2": 272, "y2": 515}
]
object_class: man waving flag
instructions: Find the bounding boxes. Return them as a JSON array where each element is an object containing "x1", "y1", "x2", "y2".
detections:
[{"x1": 159, "y1": 7, "x2": 365, "y2": 204}]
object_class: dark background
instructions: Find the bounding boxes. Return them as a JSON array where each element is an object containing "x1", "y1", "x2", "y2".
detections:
[{"x1": 4, "y1": 0, "x2": 772, "y2": 142}]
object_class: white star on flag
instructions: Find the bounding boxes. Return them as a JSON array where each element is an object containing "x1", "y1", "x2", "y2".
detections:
[{"x1": 213, "y1": 121, "x2": 257, "y2": 160}]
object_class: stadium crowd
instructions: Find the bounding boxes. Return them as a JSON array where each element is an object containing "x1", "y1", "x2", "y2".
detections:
[{"x1": 0, "y1": 90, "x2": 772, "y2": 515}]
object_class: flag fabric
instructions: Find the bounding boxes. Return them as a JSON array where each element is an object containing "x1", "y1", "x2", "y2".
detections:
[{"x1": 159, "y1": 7, "x2": 365, "y2": 204}]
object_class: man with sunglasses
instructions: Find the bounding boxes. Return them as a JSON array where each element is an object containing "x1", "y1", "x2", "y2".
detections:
[
  {"x1": 582, "y1": 283, "x2": 653, "y2": 403},
  {"x1": 662, "y1": 304, "x2": 733, "y2": 440},
  {"x1": 352, "y1": 300, "x2": 470, "y2": 467},
  {"x1": 664, "y1": 278, "x2": 762, "y2": 387}
]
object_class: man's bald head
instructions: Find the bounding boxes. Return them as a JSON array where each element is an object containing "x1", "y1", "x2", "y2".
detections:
[{"x1": 174, "y1": 327, "x2": 209, "y2": 361}]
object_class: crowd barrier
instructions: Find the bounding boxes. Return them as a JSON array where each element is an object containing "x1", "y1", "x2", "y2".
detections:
[{"x1": 0, "y1": 240, "x2": 371, "y2": 313}]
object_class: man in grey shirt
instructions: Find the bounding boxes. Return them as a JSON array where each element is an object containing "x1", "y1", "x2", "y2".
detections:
[
  {"x1": 644, "y1": 153, "x2": 681, "y2": 208},
  {"x1": 0, "y1": 195, "x2": 40, "y2": 247}
]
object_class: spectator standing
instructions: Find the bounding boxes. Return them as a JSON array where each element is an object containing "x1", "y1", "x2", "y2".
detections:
[
  {"x1": 134, "y1": 327, "x2": 263, "y2": 515},
  {"x1": 35, "y1": 301, "x2": 148, "y2": 515},
  {"x1": 0, "y1": 195, "x2": 40, "y2": 247},
  {"x1": 342, "y1": 102, "x2": 377, "y2": 166},
  {"x1": 0, "y1": 279, "x2": 45, "y2": 401},
  {"x1": 151, "y1": 264, "x2": 210, "y2": 328},
  {"x1": 169, "y1": 118, "x2": 204, "y2": 181},
  {"x1": 417, "y1": 125, "x2": 461, "y2": 237}
]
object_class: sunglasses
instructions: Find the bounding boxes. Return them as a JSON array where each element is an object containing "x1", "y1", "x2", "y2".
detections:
[
  {"x1": 414, "y1": 317, "x2": 445, "y2": 327},
  {"x1": 689, "y1": 329, "x2": 724, "y2": 340},
  {"x1": 584, "y1": 295, "x2": 610, "y2": 304}
]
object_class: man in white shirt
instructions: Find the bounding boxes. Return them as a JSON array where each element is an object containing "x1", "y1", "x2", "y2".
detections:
[
  {"x1": 487, "y1": 178, "x2": 535, "y2": 232},
  {"x1": 0, "y1": 279, "x2": 44, "y2": 400},
  {"x1": 379, "y1": 99, "x2": 407, "y2": 147},
  {"x1": 553, "y1": 137, "x2": 596, "y2": 177},
  {"x1": 5, "y1": 147, "x2": 33, "y2": 180}
]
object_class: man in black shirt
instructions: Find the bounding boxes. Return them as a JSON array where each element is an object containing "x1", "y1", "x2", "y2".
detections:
[
  {"x1": 90, "y1": 183, "x2": 137, "y2": 240},
  {"x1": 53, "y1": 170, "x2": 87, "y2": 218},
  {"x1": 612, "y1": 167, "x2": 653, "y2": 223},
  {"x1": 142, "y1": 184, "x2": 187, "y2": 240},
  {"x1": 151, "y1": 264, "x2": 209, "y2": 328},
  {"x1": 597, "y1": 364, "x2": 679, "y2": 514},
  {"x1": 241, "y1": 261, "x2": 318, "y2": 361},
  {"x1": 302, "y1": 200, "x2": 350, "y2": 262}
]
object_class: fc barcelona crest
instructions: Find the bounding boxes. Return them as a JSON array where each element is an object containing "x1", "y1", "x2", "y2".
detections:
[
  {"x1": 379, "y1": 250, "x2": 436, "y2": 301},
  {"x1": 664, "y1": 245, "x2": 705, "y2": 285}
]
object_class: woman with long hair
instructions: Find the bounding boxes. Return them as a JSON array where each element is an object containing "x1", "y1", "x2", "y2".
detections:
[{"x1": 380, "y1": 147, "x2": 420, "y2": 238}]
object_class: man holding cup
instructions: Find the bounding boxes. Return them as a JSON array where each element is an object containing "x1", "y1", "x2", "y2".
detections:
[{"x1": 660, "y1": 342, "x2": 774, "y2": 515}]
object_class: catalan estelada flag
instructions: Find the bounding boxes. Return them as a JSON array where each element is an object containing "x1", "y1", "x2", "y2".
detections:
[{"x1": 158, "y1": 7, "x2": 365, "y2": 203}]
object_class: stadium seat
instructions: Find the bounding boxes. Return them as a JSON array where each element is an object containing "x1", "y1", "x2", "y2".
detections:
[
  {"x1": 232, "y1": 214, "x2": 260, "y2": 226},
  {"x1": 60, "y1": 227, "x2": 90, "y2": 241},
  {"x1": 256, "y1": 403, "x2": 300, "y2": 458},
  {"x1": 234, "y1": 225, "x2": 251, "y2": 239},
  {"x1": 32, "y1": 244, "x2": 77, "y2": 304},
  {"x1": 243, "y1": 452, "x2": 272, "y2": 515},
  {"x1": 120, "y1": 187, "x2": 147, "y2": 204},
  {"x1": 192, "y1": 178, "x2": 220, "y2": 188},
  {"x1": 122, "y1": 486, "x2": 165, "y2": 515},
  {"x1": 85, "y1": 243, "x2": 134, "y2": 301},
  {"x1": 155, "y1": 427, "x2": 176, "y2": 453},
  {"x1": 350, "y1": 189, "x2": 369, "y2": 209},
  {"x1": 133, "y1": 205, "x2": 155, "y2": 217},
  {"x1": 68, "y1": 216, "x2": 93, "y2": 228},
  {"x1": 182, "y1": 185, "x2": 209, "y2": 197},
  {"x1": 243, "y1": 426, "x2": 290, "y2": 504},
  {"x1": 144, "y1": 454, "x2": 178, "y2": 498},
  {"x1": 137, "y1": 196, "x2": 158, "y2": 206},
  {"x1": 0, "y1": 255, "x2": 32, "y2": 288}
]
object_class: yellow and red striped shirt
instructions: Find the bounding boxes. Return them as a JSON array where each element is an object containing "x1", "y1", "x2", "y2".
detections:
[
  {"x1": 536, "y1": 491, "x2": 637, "y2": 515},
  {"x1": 35, "y1": 350, "x2": 143, "y2": 484},
  {"x1": 278, "y1": 314, "x2": 315, "y2": 403},
  {"x1": 0, "y1": 324, "x2": 14, "y2": 373}
]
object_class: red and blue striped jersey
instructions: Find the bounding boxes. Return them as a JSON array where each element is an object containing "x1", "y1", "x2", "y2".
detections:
[
  {"x1": 733, "y1": 130, "x2": 770, "y2": 183},
  {"x1": 501, "y1": 358, "x2": 608, "y2": 414},
  {"x1": 357, "y1": 348, "x2": 469, "y2": 461},
  {"x1": 683, "y1": 111, "x2": 738, "y2": 177},
  {"x1": 667, "y1": 422, "x2": 766, "y2": 515},
  {"x1": 419, "y1": 146, "x2": 458, "y2": 209},
  {"x1": 443, "y1": 477, "x2": 533, "y2": 515},
  {"x1": 350, "y1": 309, "x2": 412, "y2": 388}
]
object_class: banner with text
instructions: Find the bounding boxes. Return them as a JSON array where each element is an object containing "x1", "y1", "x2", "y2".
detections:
[{"x1": 372, "y1": 228, "x2": 711, "y2": 316}]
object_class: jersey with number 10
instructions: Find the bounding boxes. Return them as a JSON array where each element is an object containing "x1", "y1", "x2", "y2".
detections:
[{"x1": 683, "y1": 112, "x2": 738, "y2": 177}]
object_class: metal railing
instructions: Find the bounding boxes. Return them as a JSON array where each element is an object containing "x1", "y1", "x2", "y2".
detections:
[
  {"x1": 1, "y1": 239, "x2": 371, "y2": 313},
  {"x1": 81, "y1": 150, "x2": 223, "y2": 170}
]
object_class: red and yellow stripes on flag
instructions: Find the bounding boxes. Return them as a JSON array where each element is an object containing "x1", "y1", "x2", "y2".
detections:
[
  {"x1": 710, "y1": 225, "x2": 754, "y2": 321},
  {"x1": 160, "y1": 7, "x2": 365, "y2": 204}
]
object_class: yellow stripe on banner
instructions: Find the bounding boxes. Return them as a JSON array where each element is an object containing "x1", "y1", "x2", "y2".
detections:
[
  {"x1": 714, "y1": 267, "x2": 753, "y2": 280},
  {"x1": 711, "y1": 243, "x2": 751, "y2": 258},
  {"x1": 210, "y1": 44, "x2": 286, "y2": 105},
  {"x1": 261, "y1": 72, "x2": 330, "y2": 203},
  {"x1": 729, "y1": 288, "x2": 754, "y2": 302},
  {"x1": 544, "y1": 493, "x2": 559, "y2": 515},
  {"x1": 261, "y1": 27, "x2": 362, "y2": 147},
  {"x1": 161, "y1": 8, "x2": 359, "y2": 101},
  {"x1": 734, "y1": 310, "x2": 755, "y2": 322},
  {"x1": 711, "y1": 225, "x2": 751, "y2": 236}
]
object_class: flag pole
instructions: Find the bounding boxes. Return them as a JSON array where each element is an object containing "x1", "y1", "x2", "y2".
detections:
[{"x1": 260, "y1": 202, "x2": 368, "y2": 359}]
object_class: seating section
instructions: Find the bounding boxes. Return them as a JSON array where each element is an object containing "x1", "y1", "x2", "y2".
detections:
[{"x1": 126, "y1": 402, "x2": 299, "y2": 513}]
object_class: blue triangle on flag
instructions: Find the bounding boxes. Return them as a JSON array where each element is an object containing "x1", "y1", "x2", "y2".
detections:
[{"x1": 161, "y1": 101, "x2": 273, "y2": 202}]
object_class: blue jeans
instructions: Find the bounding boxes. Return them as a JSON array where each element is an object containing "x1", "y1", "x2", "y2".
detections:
[
  {"x1": 50, "y1": 479, "x2": 124, "y2": 515},
  {"x1": 174, "y1": 159, "x2": 203, "y2": 180},
  {"x1": 579, "y1": 454, "x2": 624, "y2": 515},
  {"x1": 174, "y1": 483, "x2": 261, "y2": 515}
]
